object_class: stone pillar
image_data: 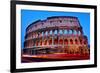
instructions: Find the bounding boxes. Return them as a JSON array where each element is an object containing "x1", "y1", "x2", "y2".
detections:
[
  {"x1": 39, "y1": 32, "x2": 41, "y2": 37},
  {"x1": 48, "y1": 30, "x2": 50, "y2": 36},
  {"x1": 57, "y1": 29, "x2": 59, "y2": 46},
  {"x1": 40, "y1": 32, "x2": 42, "y2": 37},
  {"x1": 42, "y1": 38, "x2": 44, "y2": 46},
  {"x1": 72, "y1": 30, "x2": 74, "y2": 35},
  {"x1": 62, "y1": 29, "x2": 64, "y2": 48},
  {"x1": 37, "y1": 32, "x2": 39, "y2": 38},
  {"x1": 77, "y1": 30, "x2": 79, "y2": 35},
  {"x1": 68, "y1": 30, "x2": 69, "y2": 35},
  {"x1": 57, "y1": 29, "x2": 59, "y2": 35},
  {"x1": 52, "y1": 30, "x2": 54, "y2": 47},
  {"x1": 44, "y1": 31, "x2": 46, "y2": 36},
  {"x1": 38, "y1": 40, "x2": 40, "y2": 47},
  {"x1": 35, "y1": 33, "x2": 37, "y2": 38},
  {"x1": 52, "y1": 30, "x2": 54, "y2": 36},
  {"x1": 47, "y1": 39, "x2": 48, "y2": 46},
  {"x1": 34, "y1": 33, "x2": 35, "y2": 38},
  {"x1": 62, "y1": 29, "x2": 64, "y2": 35},
  {"x1": 52, "y1": 37, "x2": 54, "y2": 47}
]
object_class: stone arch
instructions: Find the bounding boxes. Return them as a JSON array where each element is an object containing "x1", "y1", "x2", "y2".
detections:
[
  {"x1": 73, "y1": 30, "x2": 77, "y2": 35},
  {"x1": 40, "y1": 40, "x2": 42, "y2": 46},
  {"x1": 64, "y1": 39, "x2": 68, "y2": 45},
  {"x1": 49, "y1": 39, "x2": 52, "y2": 45},
  {"x1": 69, "y1": 30, "x2": 72, "y2": 34},
  {"x1": 84, "y1": 40, "x2": 87, "y2": 45},
  {"x1": 80, "y1": 39, "x2": 82, "y2": 45},
  {"x1": 70, "y1": 39, "x2": 73, "y2": 44},
  {"x1": 42, "y1": 32, "x2": 44, "y2": 36},
  {"x1": 78, "y1": 31, "x2": 81, "y2": 35},
  {"x1": 44, "y1": 40, "x2": 47, "y2": 45},
  {"x1": 64, "y1": 29, "x2": 67, "y2": 34},
  {"x1": 54, "y1": 30, "x2": 57, "y2": 35},
  {"x1": 36, "y1": 41, "x2": 38, "y2": 46},
  {"x1": 45, "y1": 31, "x2": 48, "y2": 35},
  {"x1": 59, "y1": 29, "x2": 63, "y2": 34},
  {"x1": 75, "y1": 39, "x2": 78, "y2": 44},
  {"x1": 54, "y1": 38, "x2": 58, "y2": 45},
  {"x1": 59, "y1": 38, "x2": 63, "y2": 45},
  {"x1": 42, "y1": 40, "x2": 45, "y2": 45},
  {"x1": 49, "y1": 30, "x2": 52, "y2": 35}
]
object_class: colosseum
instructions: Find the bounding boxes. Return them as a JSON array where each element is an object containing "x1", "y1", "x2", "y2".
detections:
[{"x1": 22, "y1": 16, "x2": 90, "y2": 61}]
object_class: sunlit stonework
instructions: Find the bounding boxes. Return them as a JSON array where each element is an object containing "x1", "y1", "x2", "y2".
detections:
[{"x1": 22, "y1": 16, "x2": 90, "y2": 61}]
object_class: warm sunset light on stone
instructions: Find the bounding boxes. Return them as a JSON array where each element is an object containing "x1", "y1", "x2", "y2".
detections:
[{"x1": 22, "y1": 16, "x2": 90, "y2": 62}]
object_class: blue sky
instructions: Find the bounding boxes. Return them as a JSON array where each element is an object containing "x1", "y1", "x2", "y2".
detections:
[{"x1": 21, "y1": 9, "x2": 90, "y2": 49}]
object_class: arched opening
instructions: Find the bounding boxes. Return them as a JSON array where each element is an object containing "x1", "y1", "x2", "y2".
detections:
[
  {"x1": 73, "y1": 30, "x2": 77, "y2": 35},
  {"x1": 36, "y1": 41, "x2": 38, "y2": 46},
  {"x1": 78, "y1": 31, "x2": 81, "y2": 35},
  {"x1": 64, "y1": 30, "x2": 67, "y2": 34},
  {"x1": 64, "y1": 39, "x2": 68, "y2": 45},
  {"x1": 70, "y1": 39, "x2": 73, "y2": 44},
  {"x1": 40, "y1": 40, "x2": 42, "y2": 45},
  {"x1": 42, "y1": 32, "x2": 44, "y2": 36},
  {"x1": 44, "y1": 40, "x2": 47, "y2": 45},
  {"x1": 32, "y1": 42, "x2": 35, "y2": 46},
  {"x1": 45, "y1": 31, "x2": 48, "y2": 35},
  {"x1": 75, "y1": 39, "x2": 78, "y2": 44},
  {"x1": 42, "y1": 41, "x2": 44, "y2": 45},
  {"x1": 49, "y1": 39, "x2": 52, "y2": 45},
  {"x1": 54, "y1": 38, "x2": 58, "y2": 45},
  {"x1": 59, "y1": 30, "x2": 63, "y2": 34},
  {"x1": 54, "y1": 30, "x2": 57, "y2": 35},
  {"x1": 59, "y1": 39, "x2": 63, "y2": 45},
  {"x1": 84, "y1": 40, "x2": 87, "y2": 45},
  {"x1": 80, "y1": 40, "x2": 82, "y2": 44},
  {"x1": 50, "y1": 30, "x2": 52, "y2": 35},
  {"x1": 69, "y1": 30, "x2": 72, "y2": 34}
]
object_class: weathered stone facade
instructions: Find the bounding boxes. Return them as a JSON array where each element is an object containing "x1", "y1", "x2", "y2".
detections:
[{"x1": 23, "y1": 16, "x2": 89, "y2": 55}]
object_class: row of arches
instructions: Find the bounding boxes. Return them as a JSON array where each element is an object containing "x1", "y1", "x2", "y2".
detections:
[
  {"x1": 23, "y1": 46, "x2": 89, "y2": 55},
  {"x1": 26, "y1": 29, "x2": 82, "y2": 40},
  {"x1": 25, "y1": 38, "x2": 87, "y2": 48},
  {"x1": 43, "y1": 29, "x2": 81, "y2": 35},
  {"x1": 35, "y1": 38, "x2": 87, "y2": 46}
]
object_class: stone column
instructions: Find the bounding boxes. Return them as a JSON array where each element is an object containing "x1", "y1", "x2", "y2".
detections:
[
  {"x1": 52, "y1": 30, "x2": 54, "y2": 47},
  {"x1": 58, "y1": 29, "x2": 60, "y2": 47},
  {"x1": 62, "y1": 29, "x2": 64, "y2": 48},
  {"x1": 57, "y1": 29, "x2": 59, "y2": 46},
  {"x1": 52, "y1": 37, "x2": 54, "y2": 47},
  {"x1": 44, "y1": 31, "x2": 46, "y2": 37},
  {"x1": 40, "y1": 32, "x2": 42, "y2": 37},
  {"x1": 62, "y1": 29, "x2": 64, "y2": 35},
  {"x1": 72, "y1": 30, "x2": 74, "y2": 35},
  {"x1": 38, "y1": 40, "x2": 40, "y2": 47},
  {"x1": 68, "y1": 30, "x2": 69, "y2": 35},
  {"x1": 77, "y1": 30, "x2": 79, "y2": 35},
  {"x1": 47, "y1": 39, "x2": 48, "y2": 46},
  {"x1": 48, "y1": 30, "x2": 50, "y2": 36},
  {"x1": 35, "y1": 33, "x2": 37, "y2": 38},
  {"x1": 42, "y1": 37, "x2": 44, "y2": 46}
]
